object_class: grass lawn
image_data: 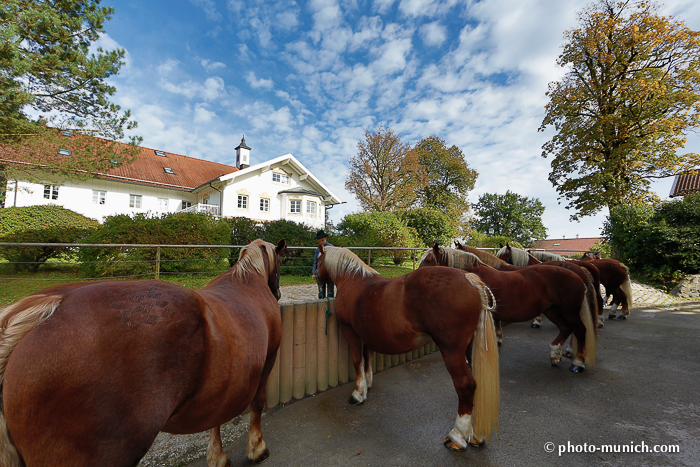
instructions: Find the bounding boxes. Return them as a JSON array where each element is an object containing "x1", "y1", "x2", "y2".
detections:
[{"x1": 0, "y1": 259, "x2": 416, "y2": 306}]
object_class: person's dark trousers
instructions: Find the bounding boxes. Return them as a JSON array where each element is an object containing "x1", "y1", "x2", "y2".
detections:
[{"x1": 317, "y1": 278, "x2": 335, "y2": 299}]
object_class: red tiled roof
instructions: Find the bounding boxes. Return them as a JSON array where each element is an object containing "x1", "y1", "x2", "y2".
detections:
[
  {"x1": 670, "y1": 172, "x2": 700, "y2": 198},
  {"x1": 0, "y1": 132, "x2": 237, "y2": 192},
  {"x1": 532, "y1": 237, "x2": 603, "y2": 253}
]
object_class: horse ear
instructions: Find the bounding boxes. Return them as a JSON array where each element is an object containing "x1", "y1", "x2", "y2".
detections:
[
  {"x1": 319, "y1": 244, "x2": 324, "y2": 254},
  {"x1": 432, "y1": 244, "x2": 440, "y2": 255},
  {"x1": 246, "y1": 237, "x2": 253, "y2": 244},
  {"x1": 455, "y1": 240, "x2": 462, "y2": 247},
  {"x1": 340, "y1": 244, "x2": 345, "y2": 248},
  {"x1": 498, "y1": 243, "x2": 503, "y2": 249},
  {"x1": 276, "y1": 239, "x2": 287, "y2": 254}
]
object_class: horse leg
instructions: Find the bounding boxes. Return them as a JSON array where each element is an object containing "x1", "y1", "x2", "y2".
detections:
[
  {"x1": 608, "y1": 287, "x2": 622, "y2": 319},
  {"x1": 542, "y1": 309, "x2": 571, "y2": 366},
  {"x1": 363, "y1": 345, "x2": 374, "y2": 389},
  {"x1": 494, "y1": 319, "x2": 503, "y2": 346},
  {"x1": 340, "y1": 323, "x2": 368, "y2": 404},
  {"x1": 245, "y1": 352, "x2": 277, "y2": 463},
  {"x1": 207, "y1": 426, "x2": 231, "y2": 467},
  {"x1": 531, "y1": 314, "x2": 542, "y2": 328},
  {"x1": 440, "y1": 350, "x2": 478, "y2": 451}
]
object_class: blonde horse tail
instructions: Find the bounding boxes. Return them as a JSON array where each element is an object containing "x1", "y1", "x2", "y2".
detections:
[
  {"x1": 619, "y1": 263, "x2": 633, "y2": 311},
  {"x1": 464, "y1": 273, "x2": 500, "y2": 443},
  {"x1": 581, "y1": 268, "x2": 599, "y2": 336},
  {"x1": 0, "y1": 294, "x2": 62, "y2": 467},
  {"x1": 571, "y1": 287, "x2": 596, "y2": 369}
]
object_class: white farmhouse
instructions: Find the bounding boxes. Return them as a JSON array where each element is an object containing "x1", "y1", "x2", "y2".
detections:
[{"x1": 1, "y1": 135, "x2": 341, "y2": 230}]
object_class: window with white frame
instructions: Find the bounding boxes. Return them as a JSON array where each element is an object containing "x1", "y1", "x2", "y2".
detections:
[
  {"x1": 238, "y1": 195, "x2": 248, "y2": 209},
  {"x1": 129, "y1": 194, "x2": 142, "y2": 208},
  {"x1": 181, "y1": 201, "x2": 192, "y2": 210},
  {"x1": 43, "y1": 185, "x2": 59, "y2": 200},
  {"x1": 306, "y1": 200, "x2": 317, "y2": 215},
  {"x1": 260, "y1": 198, "x2": 269, "y2": 212},
  {"x1": 158, "y1": 198, "x2": 169, "y2": 211},
  {"x1": 272, "y1": 172, "x2": 290, "y2": 184},
  {"x1": 92, "y1": 190, "x2": 106, "y2": 205},
  {"x1": 290, "y1": 200, "x2": 301, "y2": 213}
]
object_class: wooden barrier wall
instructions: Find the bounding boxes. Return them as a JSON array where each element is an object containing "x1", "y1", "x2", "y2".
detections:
[{"x1": 265, "y1": 299, "x2": 438, "y2": 409}]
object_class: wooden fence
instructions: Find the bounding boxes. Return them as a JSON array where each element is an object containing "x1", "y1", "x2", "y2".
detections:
[{"x1": 265, "y1": 299, "x2": 438, "y2": 409}]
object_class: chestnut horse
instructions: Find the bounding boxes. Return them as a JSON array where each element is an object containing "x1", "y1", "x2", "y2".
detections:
[
  {"x1": 459, "y1": 243, "x2": 601, "y2": 331},
  {"x1": 316, "y1": 246, "x2": 500, "y2": 451},
  {"x1": 0, "y1": 239, "x2": 286, "y2": 467},
  {"x1": 420, "y1": 246, "x2": 596, "y2": 373}
]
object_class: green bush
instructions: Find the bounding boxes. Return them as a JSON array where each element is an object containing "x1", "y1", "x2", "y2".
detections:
[
  {"x1": 337, "y1": 211, "x2": 421, "y2": 264},
  {"x1": 398, "y1": 208, "x2": 458, "y2": 247},
  {"x1": 465, "y1": 230, "x2": 524, "y2": 250},
  {"x1": 604, "y1": 193, "x2": 700, "y2": 283},
  {"x1": 0, "y1": 205, "x2": 98, "y2": 272},
  {"x1": 78, "y1": 212, "x2": 231, "y2": 277}
]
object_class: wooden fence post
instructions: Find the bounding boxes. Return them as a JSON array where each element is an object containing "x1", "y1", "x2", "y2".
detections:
[
  {"x1": 317, "y1": 301, "x2": 329, "y2": 392},
  {"x1": 327, "y1": 299, "x2": 339, "y2": 388},
  {"x1": 155, "y1": 246, "x2": 161, "y2": 280},
  {"x1": 305, "y1": 301, "x2": 318, "y2": 396},
  {"x1": 292, "y1": 302, "x2": 306, "y2": 400},
  {"x1": 279, "y1": 303, "x2": 294, "y2": 404}
]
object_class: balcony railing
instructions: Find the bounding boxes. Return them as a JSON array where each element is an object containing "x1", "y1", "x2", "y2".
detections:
[{"x1": 178, "y1": 203, "x2": 220, "y2": 216}]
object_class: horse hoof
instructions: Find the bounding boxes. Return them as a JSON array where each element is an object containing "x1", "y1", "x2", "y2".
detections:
[
  {"x1": 254, "y1": 448, "x2": 270, "y2": 464},
  {"x1": 551, "y1": 360, "x2": 560, "y2": 366},
  {"x1": 569, "y1": 364, "x2": 585, "y2": 373},
  {"x1": 469, "y1": 438, "x2": 485, "y2": 448},
  {"x1": 619, "y1": 315, "x2": 627, "y2": 320},
  {"x1": 443, "y1": 437, "x2": 467, "y2": 452},
  {"x1": 608, "y1": 314, "x2": 616, "y2": 320},
  {"x1": 562, "y1": 350, "x2": 573, "y2": 359},
  {"x1": 348, "y1": 395, "x2": 363, "y2": 405},
  {"x1": 226, "y1": 460, "x2": 232, "y2": 467},
  {"x1": 531, "y1": 323, "x2": 541, "y2": 328}
]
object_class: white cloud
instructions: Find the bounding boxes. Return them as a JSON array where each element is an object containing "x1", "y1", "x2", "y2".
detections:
[
  {"x1": 194, "y1": 106, "x2": 217, "y2": 123},
  {"x1": 189, "y1": 0, "x2": 222, "y2": 22},
  {"x1": 420, "y1": 21, "x2": 447, "y2": 46},
  {"x1": 201, "y1": 59, "x2": 226, "y2": 72},
  {"x1": 246, "y1": 71, "x2": 274, "y2": 89}
]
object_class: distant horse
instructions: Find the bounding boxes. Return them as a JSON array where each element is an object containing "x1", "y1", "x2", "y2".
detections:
[
  {"x1": 580, "y1": 252, "x2": 602, "y2": 260},
  {"x1": 420, "y1": 246, "x2": 596, "y2": 372},
  {"x1": 529, "y1": 250, "x2": 568, "y2": 262},
  {"x1": 455, "y1": 242, "x2": 599, "y2": 333},
  {"x1": 316, "y1": 246, "x2": 500, "y2": 451},
  {"x1": 0, "y1": 239, "x2": 287, "y2": 467},
  {"x1": 496, "y1": 245, "x2": 604, "y2": 326},
  {"x1": 496, "y1": 244, "x2": 541, "y2": 266},
  {"x1": 587, "y1": 259, "x2": 634, "y2": 319}
]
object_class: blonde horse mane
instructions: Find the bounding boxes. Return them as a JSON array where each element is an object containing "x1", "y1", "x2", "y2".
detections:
[
  {"x1": 497, "y1": 245, "x2": 532, "y2": 266},
  {"x1": 231, "y1": 239, "x2": 276, "y2": 280},
  {"x1": 530, "y1": 250, "x2": 567, "y2": 262},
  {"x1": 457, "y1": 244, "x2": 508, "y2": 269},
  {"x1": 441, "y1": 248, "x2": 484, "y2": 270},
  {"x1": 322, "y1": 246, "x2": 378, "y2": 279},
  {"x1": 1, "y1": 294, "x2": 63, "y2": 467}
]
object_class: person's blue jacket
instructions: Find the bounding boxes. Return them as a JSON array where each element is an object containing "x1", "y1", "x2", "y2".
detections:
[{"x1": 312, "y1": 242, "x2": 334, "y2": 275}]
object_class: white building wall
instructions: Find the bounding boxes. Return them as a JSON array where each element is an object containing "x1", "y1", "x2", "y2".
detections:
[
  {"x1": 220, "y1": 168, "x2": 326, "y2": 229},
  {"x1": 5, "y1": 179, "x2": 198, "y2": 222}
]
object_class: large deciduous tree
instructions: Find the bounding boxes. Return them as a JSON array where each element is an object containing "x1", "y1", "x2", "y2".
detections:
[
  {"x1": 411, "y1": 136, "x2": 478, "y2": 231},
  {"x1": 540, "y1": 0, "x2": 700, "y2": 220},
  {"x1": 0, "y1": 0, "x2": 141, "y2": 185},
  {"x1": 345, "y1": 126, "x2": 426, "y2": 212},
  {"x1": 472, "y1": 191, "x2": 547, "y2": 246}
]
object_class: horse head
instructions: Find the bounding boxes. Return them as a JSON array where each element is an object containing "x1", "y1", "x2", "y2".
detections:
[
  {"x1": 496, "y1": 244, "x2": 512, "y2": 264},
  {"x1": 419, "y1": 244, "x2": 448, "y2": 268},
  {"x1": 317, "y1": 243, "x2": 330, "y2": 282}
]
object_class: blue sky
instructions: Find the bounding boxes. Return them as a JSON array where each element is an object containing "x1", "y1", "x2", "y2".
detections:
[{"x1": 99, "y1": 0, "x2": 700, "y2": 239}]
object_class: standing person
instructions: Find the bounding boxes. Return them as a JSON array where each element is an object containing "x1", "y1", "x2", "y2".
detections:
[{"x1": 312, "y1": 229, "x2": 335, "y2": 299}]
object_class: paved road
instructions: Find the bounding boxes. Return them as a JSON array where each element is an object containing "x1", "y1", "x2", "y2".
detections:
[{"x1": 183, "y1": 302, "x2": 700, "y2": 467}]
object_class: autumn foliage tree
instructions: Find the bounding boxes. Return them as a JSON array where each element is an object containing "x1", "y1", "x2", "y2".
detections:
[
  {"x1": 540, "y1": 0, "x2": 700, "y2": 220},
  {"x1": 345, "y1": 126, "x2": 426, "y2": 212}
]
